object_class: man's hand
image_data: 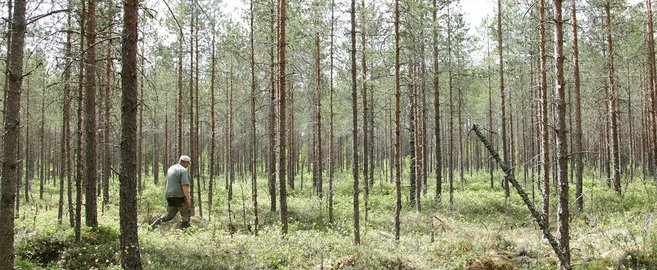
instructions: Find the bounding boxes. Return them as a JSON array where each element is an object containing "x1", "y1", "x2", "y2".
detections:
[{"x1": 182, "y1": 184, "x2": 191, "y2": 206}]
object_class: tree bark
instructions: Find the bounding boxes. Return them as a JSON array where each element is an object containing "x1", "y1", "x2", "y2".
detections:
[
  {"x1": 313, "y1": 33, "x2": 322, "y2": 197},
  {"x1": 539, "y1": 0, "x2": 550, "y2": 227},
  {"x1": 268, "y1": 0, "x2": 277, "y2": 212},
  {"x1": 646, "y1": 0, "x2": 657, "y2": 189},
  {"x1": 498, "y1": 0, "x2": 510, "y2": 199},
  {"x1": 394, "y1": 0, "x2": 401, "y2": 241},
  {"x1": 75, "y1": 0, "x2": 86, "y2": 241},
  {"x1": 604, "y1": 0, "x2": 621, "y2": 194},
  {"x1": 59, "y1": 3, "x2": 73, "y2": 224},
  {"x1": 360, "y1": 0, "x2": 369, "y2": 220},
  {"x1": 349, "y1": 0, "x2": 361, "y2": 245},
  {"x1": 433, "y1": 0, "x2": 442, "y2": 203},
  {"x1": 278, "y1": 0, "x2": 289, "y2": 234},
  {"x1": 249, "y1": 0, "x2": 258, "y2": 235},
  {"x1": 103, "y1": 8, "x2": 112, "y2": 206},
  {"x1": 328, "y1": 0, "x2": 335, "y2": 224},
  {"x1": 0, "y1": 0, "x2": 26, "y2": 266},
  {"x1": 119, "y1": 0, "x2": 143, "y2": 266},
  {"x1": 572, "y1": 0, "x2": 583, "y2": 211},
  {"x1": 84, "y1": 0, "x2": 98, "y2": 228},
  {"x1": 553, "y1": 0, "x2": 571, "y2": 268},
  {"x1": 446, "y1": 4, "x2": 455, "y2": 206}
]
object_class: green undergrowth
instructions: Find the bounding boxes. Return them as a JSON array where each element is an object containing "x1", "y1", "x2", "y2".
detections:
[{"x1": 13, "y1": 168, "x2": 657, "y2": 269}]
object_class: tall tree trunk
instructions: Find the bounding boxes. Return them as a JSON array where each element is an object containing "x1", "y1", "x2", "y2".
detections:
[
  {"x1": 24, "y1": 75, "x2": 30, "y2": 204},
  {"x1": 498, "y1": 0, "x2": 510, "y2": 199},
  {"x1": 328, "y1": 0, "x2": 335, "y2": 224},
  {"x1": 350, "y1": 0, "x2": 360, "y2": 245},
  {"x1": 194, "y1": 10, "x2": 201, "y2": 217},
  {"x1": 410, "y1": 61, "x2": 418, "y2": 208},
  {"x1": 487, "y1": 38, "x2": 494, "y2": 190},
  {"x1": 103, "y1": 13, "x2": 112, "y2": 206},
  {"x1": 553, "y1": 1, "x2": 571, "y2": 268},
  {"x1": 316, "y1": 33, "x2": 322, "y2": 198},
  {"x1": 208, "y1": 29, "x2": 216, "y2": 220},
  {"x1": 0, "y1": 0, "x2": 26, "y2": 266},
  {"x1": 119, "y1": 0, "x2": 143, "y2": 266},
  {"x1": 39, "y1": 83, "x2": 45, "y2": 200},
  {"x1": 249, "y1": 0, "x2": 258, "y2": 235},
  {"x1": 268, "y1": 0, "x2": 277, "y2": 212},
  {"x1": 227, "y1": 61, "x2": 234, "y2": 203},
  {"x1": 177, "y1": 32, "x2": 183, "y2": 156},
  {"x1": 59, "y1": 4, "x2": 73, "y2": 224},
  {"x1": 75, "y1": 0, "x2": 86, "y2": 241},
  {"x1": 360, "y1": 0, "x2": 369, "y2": 220},
  {"x1": 446, "y1": 4, "x2": 455, "y2": 206},
  {"x1": 433, "y1": 0, "x2": 442, "y2": 203},
  {"x1": 278, "y1": 0, "x2": 289, "y2": 234},
  {"x1": 137, "y1": 43, "x2": 143, "y2": 194},
  {"x1": 605, "y1": 0, "x2": 621, "y2": 194},
  {"x1": 539, "y1": 0, "x2": 550, "y2": 227},
  {"x1": 188, "y1": 5, "x2": 196, "y2": 215},
  {"x1": 646, "y1": 0, "x2": 657, "y2": 188},
  {"x1": 394, "y1": 0, "x2": 402, "y2": 241},
  {"x1": 84, "y1": 0, "x2": 98, "y2": 228},
  {"x1": 572, "y1": 0, "x2": 583, "y2": 211}
]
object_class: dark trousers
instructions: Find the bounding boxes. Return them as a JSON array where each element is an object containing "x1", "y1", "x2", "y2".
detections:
[{"x1": 150, "y1": 197, "x2": 190, "y2": 229}]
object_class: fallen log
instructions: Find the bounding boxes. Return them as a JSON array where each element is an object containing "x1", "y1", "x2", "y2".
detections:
[{"x1": 471, "y1": 124, "x2": 570, "y2": 269}]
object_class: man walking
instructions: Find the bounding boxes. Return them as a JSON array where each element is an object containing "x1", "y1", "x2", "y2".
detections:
[{"x1": 150, "y1": 155, "x2": 192, "y2": 229}]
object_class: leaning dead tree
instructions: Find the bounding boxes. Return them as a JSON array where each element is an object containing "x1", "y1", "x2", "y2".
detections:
[{"x1": 472, "y1": 124, "x2": 570, "y2": 270}]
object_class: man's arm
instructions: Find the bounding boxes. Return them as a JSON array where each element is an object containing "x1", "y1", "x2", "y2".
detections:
[{"x1": 182, "y1": 184, "x2": 191, "y2": 206}]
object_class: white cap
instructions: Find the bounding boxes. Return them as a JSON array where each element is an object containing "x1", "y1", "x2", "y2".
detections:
[{"x1": 179, "y1": 155, "x2": 191, "y2": 163}]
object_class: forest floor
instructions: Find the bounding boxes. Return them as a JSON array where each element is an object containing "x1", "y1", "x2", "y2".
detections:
[{"x1": 12, "y1": 168, "x2": 657, "y2": 269}]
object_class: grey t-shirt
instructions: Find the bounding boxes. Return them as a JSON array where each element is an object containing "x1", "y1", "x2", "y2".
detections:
[{"x1": 165, "y1": 163, "x2": 190, "y2": 198}]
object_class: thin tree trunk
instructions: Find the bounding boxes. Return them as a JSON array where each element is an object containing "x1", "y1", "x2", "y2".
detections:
[
  {"x1": 39, "y1": 82, "x2": 45, "y2": 200},
  {"x1": 645, "y1": 0, "x2": 657, "y2": 189},
  {"x1": 539, "y1": 0, "x2": 550, "y2": 227},
  {"x1": 278, "y1": 0, "x2": 289, "y2": 234},
  {"x1": 360, "y1": 0, "x2": 369, "y2": 220},
  {"x1": 350, "y1": 0, "x2": 360, "y2": 245},
  {"x1": 605, "y1": 0, "x2": 621, "y2": 194},
  {"x1": 24, "y1": 75, "x2": 30, "y2": 204},
  {"x1": 209, "y1": 30, "x2": 216, "y2": 220},
  {"x1": 393, "y1": 0, "x2": 401, "y2": 241},
  {"x1": 447, "y1": 3, "x2": 454, "y2": 206},
  {"x1": 268, "y1": 0, "x2": 277, "y2": 212},
  {"x1": 249, "y1": 0, "x2": 258, "y2": 235},
  {"x1": 75, "y1": 0, "x2": 86, "y2": 241},
  {"x1": 328, "y1": 0, "x2": 335, "y2": 224},
  {"x1": 59, "y1": 4, "x2": 73, "y2": 224},
  {"x1": 188, "y1": 5, "x2": 196, "y2": 215},
  {"x1": 177, "y1": 32, "x2": 183, "y2": 156},
  {"x1": 433, "y1": 0, "x2": 442, "y2": 202},
  {"x1": 487, "y1": 38, "x2": 494, "y2": 190},
  {"x1": 572, "y1": 0, "x2": 583, "y2": 211},
  {"x1": 228, "y1": 60, "x2": 235, "y2": 209},
  {"x1": 553, "y1": 0, "x2": 571, "y2": 268},
  {"x1": 103, "y1": 15, "x2": 112, "y2": 206},
  {"x1": 498, "y1": 0, "x2": 510, "y2": 199},
  {"x1": 409, "y1": 61, "x2": 418, "y2": 208},
  {"x1": 194, "y1": 10, "x2": 201, "y2": 217}
]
